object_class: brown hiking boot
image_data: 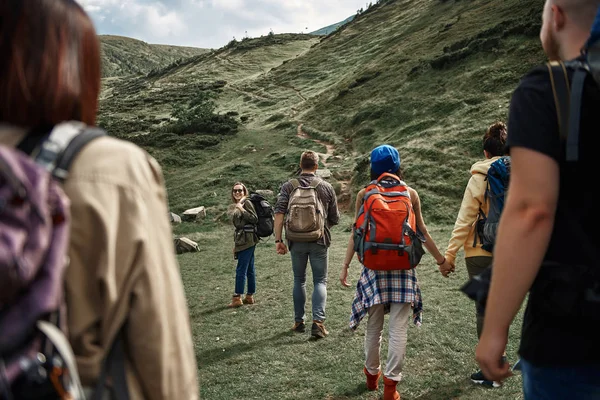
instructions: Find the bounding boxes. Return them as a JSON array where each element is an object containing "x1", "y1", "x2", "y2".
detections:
[
  {"x1": 311, "y1": 320, "x2": 329, "y2": 339},
  {"x1": 383, "y1": 376, "x2": 400, "y2": 400},
  {"x1": 291, "y1": 321, "x2": 306, "y2": 333},
  {"x1": 364, "y1": 367, "x2": 381, "y2": 391},
  {"x1": 243, "y1": 294, "x2": 255, "y2": 304},
  {"x1": 227, "y1": 295, "x2": 243, "y2": 308}
]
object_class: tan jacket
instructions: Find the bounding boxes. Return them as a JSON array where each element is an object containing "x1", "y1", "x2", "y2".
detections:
[
  {"x1": 445, "y1": 157, "x2": 501, "y2": 265},
  {"x1": 0, "y1": 127, "x2": 199, "y2": 400}
]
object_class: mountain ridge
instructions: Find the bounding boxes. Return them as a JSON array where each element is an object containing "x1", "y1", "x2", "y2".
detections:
[{"x1": 99, "y1": 35, "x2": 209, "y2": 78}]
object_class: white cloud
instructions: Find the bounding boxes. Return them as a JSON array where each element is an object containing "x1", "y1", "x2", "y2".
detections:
[{"x1": 75, "y1": 0, "x2": 369, "y2": 48}]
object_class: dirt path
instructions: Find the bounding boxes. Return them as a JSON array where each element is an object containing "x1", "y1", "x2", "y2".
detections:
[
  {"x1": 283, "y1": 84, "x2": 307, "y2": 102},
  {"x1": 296, "y1": 124, "x2": 335, "y2": 165},
  {"x1": 228, "y1": 85, "x2": 273, "y2": 102},
  {"x1": 296, "y1": 123, "x2": 353, "y2": 210}
]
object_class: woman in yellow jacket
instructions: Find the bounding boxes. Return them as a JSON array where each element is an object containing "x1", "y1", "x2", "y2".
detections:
[{"x1": 443, "y1": 122, "x2": 507, "y2": 387}]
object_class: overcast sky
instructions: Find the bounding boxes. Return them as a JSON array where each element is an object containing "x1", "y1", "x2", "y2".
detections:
[{"x1": 77, "y1": 0, "x2": 370, "y2": 49}]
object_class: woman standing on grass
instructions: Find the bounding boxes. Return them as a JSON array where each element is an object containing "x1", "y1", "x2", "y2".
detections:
[
  {"x1": 228, "y1": 182, "x2": 259, "y2": 307},
  {"x1": 339, "y1": 144, "x2": 452, "y2": 400}
]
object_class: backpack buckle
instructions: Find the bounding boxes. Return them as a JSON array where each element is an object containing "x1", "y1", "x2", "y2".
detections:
[{"x1": 371, "y1": 243, "x2": 378, "y2": 255}]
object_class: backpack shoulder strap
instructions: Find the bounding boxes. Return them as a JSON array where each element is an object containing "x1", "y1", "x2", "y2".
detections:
[
  {"x1": 547, "y1": 61, "x2": 586, "y2": 161},
  {"x1": 37, "y1": 321, "x2": 87, "y2": 400},
  {"x1": 566, "y1": 67, "x2": 586, "y2": 162},
  {"x1": 37, "y1": 123, "x2": 106, "y2": 182},
  {"x1": 54, "y1": 127, "x2": 106, "y2": 180},
  {"x1": 93, "y1": 325, "x2": 130, "y2": 400},
  {"x1": 547, "y1": 61, "x2": 571, "y2": 142},
  {"x1": 309, "y1": 177, "x2": 323, "y2": 189},
  {"x1": 290, "y1": 179, "x2": 300, "y2": 190}
]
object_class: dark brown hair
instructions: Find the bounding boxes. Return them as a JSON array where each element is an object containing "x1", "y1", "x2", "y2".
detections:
[
  {"x1": 300, "y1": 151, "x2": 319, "y2": 170},
  {"x1": 370, "y1": 168, "x2": 404, "y2": 181},
  {"x1": 231, "y1": 182, "x2": 249, "y2": 204},
  {"x1": 0, "y1": 0, "x2": 101, "y2": 131},
  {"x1": 483, "y1": 121, "x2": 508, "y2": 157}
]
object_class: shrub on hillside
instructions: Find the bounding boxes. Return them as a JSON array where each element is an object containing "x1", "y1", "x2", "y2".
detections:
[{"x1": 163, "y1": 91, "x2": 239, "y2": 136}]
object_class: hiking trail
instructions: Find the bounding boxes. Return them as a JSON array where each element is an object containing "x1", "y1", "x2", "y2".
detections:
[
  {"x1": 296, "y1": 124, "x2": 334, "y2": 165},
  {"x1": 296, "y1": 123, "x2": 353, "y2": 210}
]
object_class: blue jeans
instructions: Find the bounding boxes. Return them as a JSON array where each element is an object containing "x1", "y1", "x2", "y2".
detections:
[
  {"x1": 290, "y1": 242, "x2": 328, "y2": 322},
  {"x1": 234, "y1": 246, "x2": 256, "y2": 295},
  {"x1": 522, "y1": 359, "x2": 600, "y2": 400}
]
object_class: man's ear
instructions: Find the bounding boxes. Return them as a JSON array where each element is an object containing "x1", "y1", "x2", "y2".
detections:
[{"x1": 552, "y1": 3, "x2": 566, "y2": 31}]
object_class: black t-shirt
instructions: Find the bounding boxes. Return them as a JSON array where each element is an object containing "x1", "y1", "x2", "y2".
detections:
[{"x1": 506, "y1": 60, "x2": 600, "y2": 366}]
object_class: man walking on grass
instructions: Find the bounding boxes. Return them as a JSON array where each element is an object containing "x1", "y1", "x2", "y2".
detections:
[
  {"x1": 476, "y1": 0, "x2": 600, "y2": 398},
  {"x1": 274, "y1": 151, "x2": 340, "y2": 339}
]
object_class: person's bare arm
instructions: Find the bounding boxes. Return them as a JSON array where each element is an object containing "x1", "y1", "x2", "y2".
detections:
[
  {"x1": 411, "y1": 188, "x2": 445, "y2": 263},
  {"x1": 476, "y1": 147, "x2": 559, "y2": 381},
  {"x1": 274, "y1": 213, "x2": 287, "y2": 254},
  {"x1": 340, "y1": 189, "x2": 365, "y2": 287}
]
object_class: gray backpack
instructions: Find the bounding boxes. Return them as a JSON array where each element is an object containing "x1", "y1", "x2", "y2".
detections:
[{"x1": 284, "y1": 178, "x2": 325, "y2": 242}]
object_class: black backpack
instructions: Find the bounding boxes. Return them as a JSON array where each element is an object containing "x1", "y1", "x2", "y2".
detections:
[
  {"x1": 248, "y1": 192, "x2": 274, "y2": 238},
  {"x1": 546, "y1": 10, "x2": 600, "y2": 163}
]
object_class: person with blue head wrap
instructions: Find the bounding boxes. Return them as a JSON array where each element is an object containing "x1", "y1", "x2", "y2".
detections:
[
  {"x1": 370, "y1": 144, "x2": 401, "y2": 177},
  {"x1": 339, "y1": 144, "x2": 452, "y2": 399}
]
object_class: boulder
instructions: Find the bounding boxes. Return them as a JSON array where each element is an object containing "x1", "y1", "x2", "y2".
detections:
[
  {"x1": 316, "y1": 168, "x2": 332, "y2": 179},
  {"x1": 169, "y1": 212, "x2": 182, "y2": 224},
  {"x1": 182, "y1": 206, "x2": 206, "y2": 222},
  {"x1": 174, "y1": 237, "x2": 199, "y2": 254}
]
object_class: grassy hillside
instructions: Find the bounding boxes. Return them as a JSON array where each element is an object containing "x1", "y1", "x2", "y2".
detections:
[
  {"x1": 99, "y1": 35, "x2": 209, "y2": 77},
  {"x1": 309, "y1": 15, "x2": 355, "y2": 35},
  {"x1": 98, "y1": 0, "x2": 546, "y2": 225}
]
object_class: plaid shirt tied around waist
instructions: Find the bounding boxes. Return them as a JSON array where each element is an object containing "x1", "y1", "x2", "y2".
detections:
[{"x1": 350, "y1": 266, "x2": 423, "y2": 330}]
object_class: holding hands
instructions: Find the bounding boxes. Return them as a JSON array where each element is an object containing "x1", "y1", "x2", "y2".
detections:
[{"x1": 438, "y1": 258, "x2": 455, "y2": 277}]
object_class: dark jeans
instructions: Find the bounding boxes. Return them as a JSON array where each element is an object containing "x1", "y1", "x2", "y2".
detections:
[
  {"x1": 235, "y1": 246, "x2": 256, "y2": 295},
  {"x1": 522, "y1": 359, "x2": 600, "y2": 399},
  {"x1": 466, "y1": 256, "x2": 492, "y2": 338}
]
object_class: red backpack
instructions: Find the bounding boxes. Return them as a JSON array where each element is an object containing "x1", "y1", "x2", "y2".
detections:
[{"x1": 353, "y1": 173, "x2": 425, "y2": 271}]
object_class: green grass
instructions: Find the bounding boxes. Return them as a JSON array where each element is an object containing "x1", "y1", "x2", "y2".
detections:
[{"x1": 182, "y1": 219, "x2": 525, "y2": 400}]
